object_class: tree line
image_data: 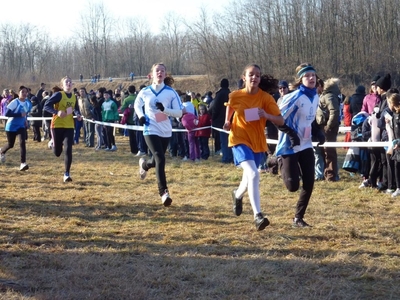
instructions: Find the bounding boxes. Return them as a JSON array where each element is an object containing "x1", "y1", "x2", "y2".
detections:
[{"x1": 1, "y1": 0, "x2": 399, "y2": 88}]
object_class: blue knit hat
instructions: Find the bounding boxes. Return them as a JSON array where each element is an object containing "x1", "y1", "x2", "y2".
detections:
[{"x1": 278, "y1": 80, "x2": 288, "y2": 88}]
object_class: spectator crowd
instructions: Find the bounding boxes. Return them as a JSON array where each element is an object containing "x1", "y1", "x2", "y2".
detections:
[{"x1": 1, "y1": 65, "x2": 399, "y2": 230}]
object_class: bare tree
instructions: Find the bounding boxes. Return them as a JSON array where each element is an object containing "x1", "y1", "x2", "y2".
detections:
[
  {"x1": 159, "y1": 13, "x2": 188, "y2": 75},
  {"x1": 77, "y1": 1, "x2": 113, "y2": 78},
  {"x1": 2, "y1": 0, "x2": 400, "y2": 87},
  {"x1": 116, "y1": 17, "x2": 155, "y2": 77}
]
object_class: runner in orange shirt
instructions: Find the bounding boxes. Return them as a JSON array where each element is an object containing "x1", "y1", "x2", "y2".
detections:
[{"x1": 223, "y1": 64, "x2": 284, "y2": 231}]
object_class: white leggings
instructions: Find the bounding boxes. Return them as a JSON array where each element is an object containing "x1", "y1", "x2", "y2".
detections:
[{"x1": 235, "y1": 160, "x2": 261, "y2": 216}]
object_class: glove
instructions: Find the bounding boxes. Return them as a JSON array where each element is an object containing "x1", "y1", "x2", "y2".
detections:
[
  {"x1": 139, "y1": 116, "x2": 146, "y2": 126},
  {"x1": 316, "y1": 135, "x2": 326, "y2": 147},
  {"x1": 155, "y1": 102, "x2": 164, "y2": 111},
  {"x1": 277, "y1": 124, "x2": 300, "y2": 148},
  {"x1": 288, "y1": 134, "x2": 301, "y2": 148}
]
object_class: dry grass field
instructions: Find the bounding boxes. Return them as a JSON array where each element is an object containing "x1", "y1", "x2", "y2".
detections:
[{"x1": 0, "y1": 126, "x2": 399, "y2": 299}]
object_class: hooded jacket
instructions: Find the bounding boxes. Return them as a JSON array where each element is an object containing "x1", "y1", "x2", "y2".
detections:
[
  {"x1": 319, "y1": 78, "x2": 341, "y2": 130},
  {"x1": 78, "y1": 94, "x2": 93, "y2": 119},
  {"x1": 350, "y1": 86, "x2": 366, "y2": 118}
]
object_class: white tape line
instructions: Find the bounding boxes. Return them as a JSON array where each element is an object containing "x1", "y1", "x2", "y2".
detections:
[
  {"x1": 0, "y1": 115, "x2": 389, "y2": 148},
  {"x1": 0, "y1": 116, "x2": 58, "y2": 121},
  {"x1": 265, "y1": 139, "x2": 391, "y2": 148},
  {"x1": 311, "y1": 141, "x2": 391, "y2": 148}
]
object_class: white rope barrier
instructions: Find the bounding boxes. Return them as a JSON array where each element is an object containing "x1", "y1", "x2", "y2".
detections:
[{"x1": 0, "y1": 115, "x2": 391, "y2": 148}]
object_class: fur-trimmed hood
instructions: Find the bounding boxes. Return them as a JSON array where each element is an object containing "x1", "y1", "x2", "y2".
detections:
[
  {"x1": 318, "y1": 78, "x2": 341, "y2": 129},
  {"x1": 322, "y1": 78, "x2": 341, "y2": 96}
]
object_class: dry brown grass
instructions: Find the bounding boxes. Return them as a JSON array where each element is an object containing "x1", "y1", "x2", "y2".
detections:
[{"x1": 0, "y1": 127, "x2": 399, "y2": 299}]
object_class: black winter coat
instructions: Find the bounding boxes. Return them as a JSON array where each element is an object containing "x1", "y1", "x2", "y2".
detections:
[
  {"x1": 29, "y1": 98, "x2": 42, "y2": 127},
  {"x1": 208, "y1": 87, "x2": 230, "y2": 129},
  {"x1": 350, "y1": 92, "x2": 365, "y2": 118}
]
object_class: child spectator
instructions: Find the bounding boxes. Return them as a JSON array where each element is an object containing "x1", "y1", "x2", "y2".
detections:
[
  {"x1": 182, "y1": 95, "x2": 200, "y2": 162},
  {"x1": 196, "y1": 104, "x2": 212, "y2": 159},
  {"x1": 29, "y1": 96, "x2": 42, "y2": 142},
  {"x1": 1, "y1": 88, "x2": 12, "y2": 118},
  {"x1": 169, "y1": 115, "x2": 185, "y2": 158},
  {"x1": 119, "y1": 85, "x2": 138, "y2": 154},
  {"x1": 169, "y1": 91, "x2": 186, "y2": 159},
  {"x1": 386, "y1": 93, "x2": 400, "y2": 197},
  {"x1": 90, "y1": 95, "x2": 103, "y2": 150},
  {"x1": 101, "y1": 90, "x2": 119, "y2": 151},
  {"x1": 73, "y1": 88, "x2": 83, "y2": 144},
  {"x1": 96, "y1": 88, "x2": 107, "y2": 148},
  {"x1": 41, "y1": 91, "x2": 52, "y2": 141},
  {"x1": 190, "y1": 92, "x2": 201, "y2": 115},
  {"x1": 376, "y1": 77, "x2": 395, "y2": 193},
  {"x1": 359, "y1": 106, "x2": 382, "y2": 189},
  {"x1": 135, "y1": 84, "x2": 149, "y2": 156},
  {"x1": 361, "y1": 75, "x2": 381, "y2": 114},
  {"x1": 343, "y1": 95, "x2": 352, "y2": 145}
]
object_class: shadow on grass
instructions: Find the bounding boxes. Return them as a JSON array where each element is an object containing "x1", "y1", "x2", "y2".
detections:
[
  {"x1": 0, "y1": 245, "x2": 399, "y2": 299},
  {"x1": 0, "y1": 197, "x2": 399, "y2": 299},
  {"x1": 0, "y1": 198, "x2": 220, "y2": 223}
]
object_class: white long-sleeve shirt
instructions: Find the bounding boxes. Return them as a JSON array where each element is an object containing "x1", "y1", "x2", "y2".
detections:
[{"x1": 134, "y1": 83, "x2": 183, "y2": 137}]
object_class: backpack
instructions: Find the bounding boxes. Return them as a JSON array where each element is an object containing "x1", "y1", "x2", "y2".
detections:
[
  {"x1": 120, "y1": 106, "x2": 132, "y2": 125},
  {"x1": 350, "y1": 112, "x2": 368, "y2": 141}
]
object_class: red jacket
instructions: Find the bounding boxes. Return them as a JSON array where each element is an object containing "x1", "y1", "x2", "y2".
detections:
[
  {"x1": 195, "y1": 113, "x2": 211, "y2": 137},
  {"x1": 343, "y1": 103, "x2": 351, "y2": 126}
]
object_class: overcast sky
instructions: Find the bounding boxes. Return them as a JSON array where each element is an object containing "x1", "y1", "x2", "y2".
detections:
[{"x1": 1, "y1": 0, "x2": 231, "y2": 39}]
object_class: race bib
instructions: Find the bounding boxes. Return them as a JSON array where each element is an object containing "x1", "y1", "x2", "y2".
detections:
[
  {"x1": 244, "y1": 108, "x2": 259, "y2": 122},
  {"x1": 155, "y1": 112, "x2": 168, "y2": 122},
  {"x1": 304, "y1": 126, "x2": 311, "y2": 139}
]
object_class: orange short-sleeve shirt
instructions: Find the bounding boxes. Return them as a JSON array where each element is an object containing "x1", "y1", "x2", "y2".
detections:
[{"x1": 227, "y1": 89, "x2": 281, "y2": 153}]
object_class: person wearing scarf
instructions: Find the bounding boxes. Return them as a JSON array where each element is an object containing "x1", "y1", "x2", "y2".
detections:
[{"x1": 276, "y1": 63, "x2": 325, "y2": 228}]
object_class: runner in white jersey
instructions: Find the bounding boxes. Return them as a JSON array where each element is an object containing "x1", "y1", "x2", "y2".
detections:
[
  {"x1": 135, "y1": 84, "x2": 183, "y2": 138},
  {"x1": 134, "y1": 63, "x2": 185, "y2": 206},
  {"x1": 276, "y1": 82, "x2": 319, "y2": 156},
  {"x1": 276, "y1": 63, "x2": 325, "y2": 228}
]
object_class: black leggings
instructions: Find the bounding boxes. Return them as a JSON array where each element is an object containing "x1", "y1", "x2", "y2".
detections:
[
  {"x1": 143, "y1": 135, "x2": 170, "y2": 196},
  {"x1": 280, "y1": 147, "x2": 315, "y2": 219},
  {"x1": 51, "y1": 128, "x2": 74, "y2": 174},
  {"x1": 1, "y1": 128, "x2": 27, "y2": 163}
]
